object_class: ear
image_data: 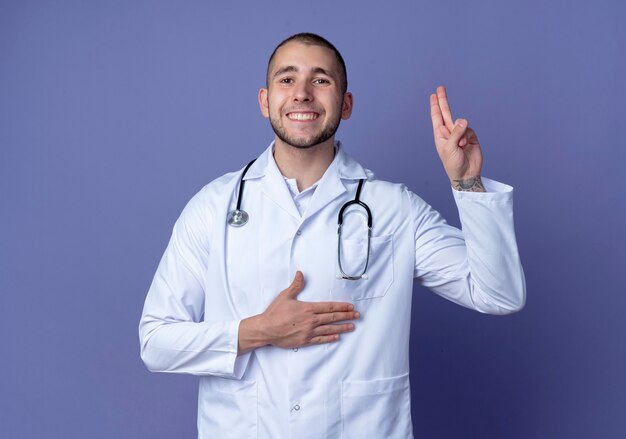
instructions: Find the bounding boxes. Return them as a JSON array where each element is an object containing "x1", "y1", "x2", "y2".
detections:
[
  {"x1": 341, "y1": 92, "x2": 353, "y2": 120},
  {"x1": 258, "y1": 88, "x2": 269, "y2": 118}
]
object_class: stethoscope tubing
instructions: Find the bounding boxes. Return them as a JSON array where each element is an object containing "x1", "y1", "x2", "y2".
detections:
[
  {"x1": 235, "y1": 159, "x2": 257, "y2": 212},
  {"x1": 227, "y1": 159, "x2": 257, "y2": 227},
  {"x1": 227, "y1": 160, "x2": 372, "y2": 280}
]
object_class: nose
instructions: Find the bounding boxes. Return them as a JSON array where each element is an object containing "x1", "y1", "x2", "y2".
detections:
[{"x1": 293, "y1": 81, "x2": 313, "y2": 102}]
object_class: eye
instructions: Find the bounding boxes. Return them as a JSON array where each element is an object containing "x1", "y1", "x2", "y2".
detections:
[
  {"x1": 279, "y1": 77, "x2": 294, "y2": 84},
  {"x1": 313, "y1": 78, "x2": 330, "y2": 85}
]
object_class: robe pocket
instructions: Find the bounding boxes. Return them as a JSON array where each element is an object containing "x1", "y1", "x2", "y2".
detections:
[
  {"x1": 200, "y1": 377, "x2": 257, "y2": 438},
  {"x1": 341, "y1": 373, "x2": 412, "y2": 439},
  {"x1": 333, "y1": 234, "x2": 394, "y2": 301}
]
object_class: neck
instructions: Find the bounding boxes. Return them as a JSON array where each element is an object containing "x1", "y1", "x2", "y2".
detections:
[{"x1": 273, "y1": 138, "x2": 336, "y2": 191}]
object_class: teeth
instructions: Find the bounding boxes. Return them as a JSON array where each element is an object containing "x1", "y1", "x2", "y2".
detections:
[{"x1": 288, "y1": 113, "x2": 318, "y2": 121}]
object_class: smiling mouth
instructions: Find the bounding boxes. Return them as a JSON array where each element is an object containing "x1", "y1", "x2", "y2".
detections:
[{"x1": 287, "y1": 112, "x2": 319, "y2": 121}]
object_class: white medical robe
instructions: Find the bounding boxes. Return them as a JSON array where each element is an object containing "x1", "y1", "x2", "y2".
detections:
[{"x1": 139, "y1": 142, "x2": 526, "y2": 438}]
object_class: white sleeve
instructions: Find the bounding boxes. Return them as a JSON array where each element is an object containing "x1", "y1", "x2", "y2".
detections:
[
  {"x1": 138, "y1": 191, "x2": 252, "y2": 378},
  {"x1": 410, "y1": 177, "x2": 526, "y2": 314}
]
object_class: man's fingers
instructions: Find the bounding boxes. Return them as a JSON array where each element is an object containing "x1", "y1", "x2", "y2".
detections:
[
  {"x1": 313, "y1": 323, "x2": 356, "y2": 337},
  {"x1": 448, "y1": 119, "x2": 469, "y2": 148},
  {"x1": 438, "y1": 124, "x2": 450, "y2": 140},
  {"x1": 430, "y1": 93, "x2": 444, "y2": 132},
  {"x1": 437, "y1": 85, "x2": 455, "y2": 130},
  {"x1": 308, "y1": 334, "x2": 341, "y2": 345},
  {"x1": 466, "y1": 127, "x2": 478, "y2": 144},
  {"x1": 310, "y1": 301, "x2": 354, "y2": 313},
  {"x1": 316, "y1": 310, "x2": 360, "y2": 325},
  {"x1": 282, "y1": 271, "x2": 305, "y2": 299},
  {"x1": 459, "y1": 128, "x2": 478, "y2": 148}
]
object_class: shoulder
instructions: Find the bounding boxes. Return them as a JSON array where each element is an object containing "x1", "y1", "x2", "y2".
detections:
[
  {"x1": 362, "y1": 170, "x2": 415, "y2": 203},
  {"x1": 363, "y1": 171, "x2": 436, "y2": 222},
  {"x1": 177, "y1": 169, "x2": 241, "y2": 226},
  {"x1": 196, "y1": 170, "x2": 239, "y2": 198}
]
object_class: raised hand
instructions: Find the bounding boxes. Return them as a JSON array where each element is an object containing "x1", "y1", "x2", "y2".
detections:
[
  {"x1": 430, "y1": 86, "x2": 485, "y2": 192},
  {"x1": 238, "y1": 271, "x2": 360, "y2": 353}
]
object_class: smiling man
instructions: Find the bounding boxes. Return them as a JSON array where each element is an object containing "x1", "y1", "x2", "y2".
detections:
[
  {"x1": 262, "y1": 40, "x2": 351, "y2": 150},
  {"x1": 140, "y1": 33, "x2": 525, "y2": 438}
]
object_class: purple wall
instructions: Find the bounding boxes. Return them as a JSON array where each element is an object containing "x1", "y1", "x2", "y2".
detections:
[{"x1": 2, "y1": 1, "x2": 624, "y2": 437}]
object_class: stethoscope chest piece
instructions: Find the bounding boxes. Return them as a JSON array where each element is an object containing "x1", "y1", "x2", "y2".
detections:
[
  {"x1": 228, "y1": 159, "x2": 257, "y2": 228},
  {"x1": 227, "y1": 209, "x2": 249, "y2": 227}
]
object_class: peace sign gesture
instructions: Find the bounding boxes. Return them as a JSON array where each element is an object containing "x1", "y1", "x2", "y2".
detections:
[{"x1": 430, "y1": 86, "x2": 485, "y2": 192}]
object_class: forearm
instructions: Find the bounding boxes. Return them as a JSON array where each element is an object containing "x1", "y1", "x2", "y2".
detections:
[
  {"x1": 452, "y1": 178, "x2": 525, "y2": 313},
  {"x1": 411, "y1": 179, "x2": 525, "y2": 315},
  {"x1": 140, "y1": 318, "x2": 251, "y2": 378}
]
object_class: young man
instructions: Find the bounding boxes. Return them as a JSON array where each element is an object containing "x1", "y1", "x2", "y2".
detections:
[{"x1": 140, "y1": 33, "x2": 525, "y2": 438}]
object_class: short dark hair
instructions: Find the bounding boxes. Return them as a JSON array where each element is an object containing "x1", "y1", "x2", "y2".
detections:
[{"x1": 266, "y1": 33, "x2": 348, "y2": 94}]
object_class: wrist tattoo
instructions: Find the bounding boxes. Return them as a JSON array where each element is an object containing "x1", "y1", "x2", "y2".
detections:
[{"x1": 452, "y1": 176, "x2": 485, "y2": 192}]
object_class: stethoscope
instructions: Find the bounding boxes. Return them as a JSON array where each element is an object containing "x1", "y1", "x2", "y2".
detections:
[
  {"x1": 227, "y1": 159, "x2": 372, "y2": 280},
  {"x1": 227, "y1": 159, "x2": 257, "y2": 228}
]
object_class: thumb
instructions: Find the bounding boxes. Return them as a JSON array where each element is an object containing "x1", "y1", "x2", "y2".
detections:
[
  {"x1": 283, "y1": 271, "x2": 305, "y2": 299},
  {"x1": 447, "y1": 119, "x2": 468, "y2": 148}
]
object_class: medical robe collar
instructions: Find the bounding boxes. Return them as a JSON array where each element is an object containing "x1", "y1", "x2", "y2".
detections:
[{"x1": 241, "y1": 141, "x2": 369, "y2": 222}]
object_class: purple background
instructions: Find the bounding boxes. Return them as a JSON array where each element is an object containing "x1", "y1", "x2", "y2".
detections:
[{"x1": 2, "y1": 1, "x2": 625, "y2": 438}]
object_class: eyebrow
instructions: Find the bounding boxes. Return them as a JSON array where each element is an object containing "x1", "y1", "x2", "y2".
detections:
[{"x1": 273, "y1": 66, "x2": 332, "y2": 79}]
